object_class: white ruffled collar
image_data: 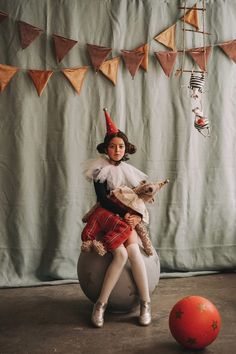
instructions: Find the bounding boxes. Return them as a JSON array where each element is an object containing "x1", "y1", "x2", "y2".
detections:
[{"x1": 83, "y1": 157, "x2": 148, "y2": 190}]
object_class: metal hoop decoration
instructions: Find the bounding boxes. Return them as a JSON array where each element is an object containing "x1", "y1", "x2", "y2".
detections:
[{"x1": 194, "y1": 116, "x2": 211, "y2": 137}]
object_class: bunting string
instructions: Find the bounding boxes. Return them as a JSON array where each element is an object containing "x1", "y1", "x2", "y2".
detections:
[{"x1": 0, "y1": 4, "x2": 236, "y2": 95}]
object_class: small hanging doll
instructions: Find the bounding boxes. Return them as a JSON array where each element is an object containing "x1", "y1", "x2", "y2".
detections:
[{"x1": 189, "y1": 72, "x2": 211, "y2": 137}]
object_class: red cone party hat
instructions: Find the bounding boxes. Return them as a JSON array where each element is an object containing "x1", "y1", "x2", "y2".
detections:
[{"x1": 103, "y1": 108, "x2": 119, "y2": 135}]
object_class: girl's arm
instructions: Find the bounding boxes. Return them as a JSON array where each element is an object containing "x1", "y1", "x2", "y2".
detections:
[{"x1": 94, "y1": 181, "x2": 127, "y2": 217}]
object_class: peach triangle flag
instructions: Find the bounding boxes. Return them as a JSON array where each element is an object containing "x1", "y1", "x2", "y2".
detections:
[
  {"x1": 180, "y1": 3, "x2": 199, "y2": 30},
  {"x1": 87, "y1": 44, "x2": 112, "y2": 72},
  {"x1": 99, "y1": 57, "x2": 120, "y2": 85},
  {"x1": 0, "y1": 11, "x2": 8, "y2": 23},
  {"x1": 121, "y1": 50, "x2": 145, "y2": 79},
  {"x1": 18, "y1": 21, "x2": 43, "y2": 49},
  {"x1": 28, "y1": 70, "x2": 53, "y2": 96},
  {"x1": 62, "y1": 66, "x2": 88, "y2": 95},
  {"x1": 218, "y1": 39, "x2": 236, "y2": 63},
  {"x1": 52, "y1": 34, "x2": 78, "y2": 63},
  {"x1": 0, "y1": 64, "x2": 19, "y2": 92},
  {"x1": 154, "y1": 24, "x2": 176, "y2": 51},
  {"x1": 187, "y1": 46, "x2": 212, "y2": 71},
  {"x1": 154, "y1": 51, "x2": 178, "y2": 77},
  {"x1": 134, "y1": 44, "x2": 149, "y2": 71}
]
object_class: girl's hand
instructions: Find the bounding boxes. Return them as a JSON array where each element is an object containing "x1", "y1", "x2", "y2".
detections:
[{"x1": 124, "y1": 213, "x2": 141, "y2": 229}]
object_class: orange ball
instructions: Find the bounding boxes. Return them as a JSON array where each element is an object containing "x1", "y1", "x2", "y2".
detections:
[{"x1": 169, "y1": 296, "x2": 221, "y2": 349}]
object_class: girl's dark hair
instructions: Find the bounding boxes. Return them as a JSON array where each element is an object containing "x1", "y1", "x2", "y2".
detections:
[{"x1": 96, "y1": 131, "x2": 137, "y2": 161}]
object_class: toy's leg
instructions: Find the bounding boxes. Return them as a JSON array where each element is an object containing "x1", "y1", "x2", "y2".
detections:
[
  {"x1": 126, "y1": 233, "x2": 151, "y2": 326},
  {"x1": 91, "y1": 245, "x2": 128, "y2": 328},
  {"x1": 135, "y1": 223, "x2": 153, "y2": 256}
]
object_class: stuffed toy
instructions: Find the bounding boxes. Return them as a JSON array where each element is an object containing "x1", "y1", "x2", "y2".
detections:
[{"x1": 81, "y1": 179, "x2": 169, "y2": 256}]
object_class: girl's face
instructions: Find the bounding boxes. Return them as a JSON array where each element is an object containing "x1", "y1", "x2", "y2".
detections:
[{"x1": 107, "y1": 137, "x2": 126, "y2": 164}]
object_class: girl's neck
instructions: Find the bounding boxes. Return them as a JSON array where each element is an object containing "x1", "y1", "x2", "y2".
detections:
[{"x1": 108, "y1": 158, "x2": 121, "y2": 166}]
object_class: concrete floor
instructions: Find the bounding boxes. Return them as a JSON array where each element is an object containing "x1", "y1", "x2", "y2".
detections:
[{"x1": 0, "y1": 272, "x2": 235, "y2": 354}]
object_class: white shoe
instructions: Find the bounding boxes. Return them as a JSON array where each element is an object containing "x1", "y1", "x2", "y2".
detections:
[
  {"x1": 139, "y1": 300, "x2": 151, "y2": 326},
  {"x1": 91, "y1": 301, "x2": 107, "y2": 328}
]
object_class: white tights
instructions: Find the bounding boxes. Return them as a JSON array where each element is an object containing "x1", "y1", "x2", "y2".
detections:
[
  {"x1": 98, "y1": 243, "x2": 150, "y2": 304},
  {"x1": 98, "y1": 245, "x2": 128, "y2": 304},
  {"x1": 126, "y1": 243, "x2": 150, "y2": 302}
]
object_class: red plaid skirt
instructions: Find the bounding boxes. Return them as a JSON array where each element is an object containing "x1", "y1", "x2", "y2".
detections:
[{"x1": 81, "y1": 207, "x2": 132, "y2": 251}]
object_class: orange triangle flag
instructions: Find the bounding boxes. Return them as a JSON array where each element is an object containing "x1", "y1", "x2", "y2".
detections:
[
  {"x1": 154, "y1": 51, "x2": 178, "y2": 77},
  {"x1": 62, "y1": 66, "x2": 88, "y2": 95},
  {"x1": 99, "y1": 57, "x2": 120, "y2": 86},
  {"x1": 121, "y1": 50, "x2": 145, "y2": 79},
  {"x1": 187, "y1": 46, "x2": 212, "y2": 71},
  {"x1": 0, "y1": 64, "x2": 19, "y2": 92},
  {"x1": 28, "y1": 70, "x2": 53, "y2": 96},
  {"x1": 180, "y1": 3, "x2": 199, "y2": 30},
  {"x1": 18, "y1": 21, "x2": 43, "y2": 49},
  {"x1": 218, "y1": 39, "x2": 236, "y2": 63},
  {"x1": 87, "y1": 44, "x2": 112, "y2": 72},
  {"x1": 52, "y1": 34, "x2": 78, "y2": 63},
  {"x1": 0, "y1": 11, "x2": 8, "y2": 23},
  {"x1": 154, "y1": 24, "x2": 176, "y2": 51},
  {"x1": 134, "y1": 44, "x2": 149, "y2": 71}
]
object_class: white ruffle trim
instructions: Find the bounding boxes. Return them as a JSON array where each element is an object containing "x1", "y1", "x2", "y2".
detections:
[{"x1": 83, "y1": 157, "x2": 148, "y2": 190}]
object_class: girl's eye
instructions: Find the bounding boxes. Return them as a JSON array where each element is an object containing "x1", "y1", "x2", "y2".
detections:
[{"x1": 108, "y1": 144, "x2": 125, "y2": 149}]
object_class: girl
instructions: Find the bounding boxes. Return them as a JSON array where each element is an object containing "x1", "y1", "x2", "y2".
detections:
[{"x1": 82, "y1": 108, "x2": 151, "y2": 327}]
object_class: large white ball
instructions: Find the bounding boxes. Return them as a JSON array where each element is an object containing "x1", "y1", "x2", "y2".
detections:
[{"x1": 77, "y1": 246, "x2": 160, "y2": 312}]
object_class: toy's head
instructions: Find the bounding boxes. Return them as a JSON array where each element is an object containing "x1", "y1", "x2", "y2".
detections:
[{"x1": 133, "y1": 179, "x2": 169, "y2": 203}]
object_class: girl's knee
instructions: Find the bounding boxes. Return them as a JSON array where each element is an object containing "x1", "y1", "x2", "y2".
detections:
[
  {"x1": 113, "y1": 246, "x2": 128, "y2": 266},
  {"x1": 126, "y1": 243, "x2": 141, "y2": 262}
]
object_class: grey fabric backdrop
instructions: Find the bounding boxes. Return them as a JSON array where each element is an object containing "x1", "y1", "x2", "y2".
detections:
[{"x1": 0, "y1": 0, "x2": 235, "y2": 287}]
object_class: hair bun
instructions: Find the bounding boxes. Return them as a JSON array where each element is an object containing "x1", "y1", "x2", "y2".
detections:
[
  {"x1": 127, "y1": 143, "x2": 136, "y2": 154},
  {"x1": 96, "y1": 142, "x2": 106, "y2": 154}
]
